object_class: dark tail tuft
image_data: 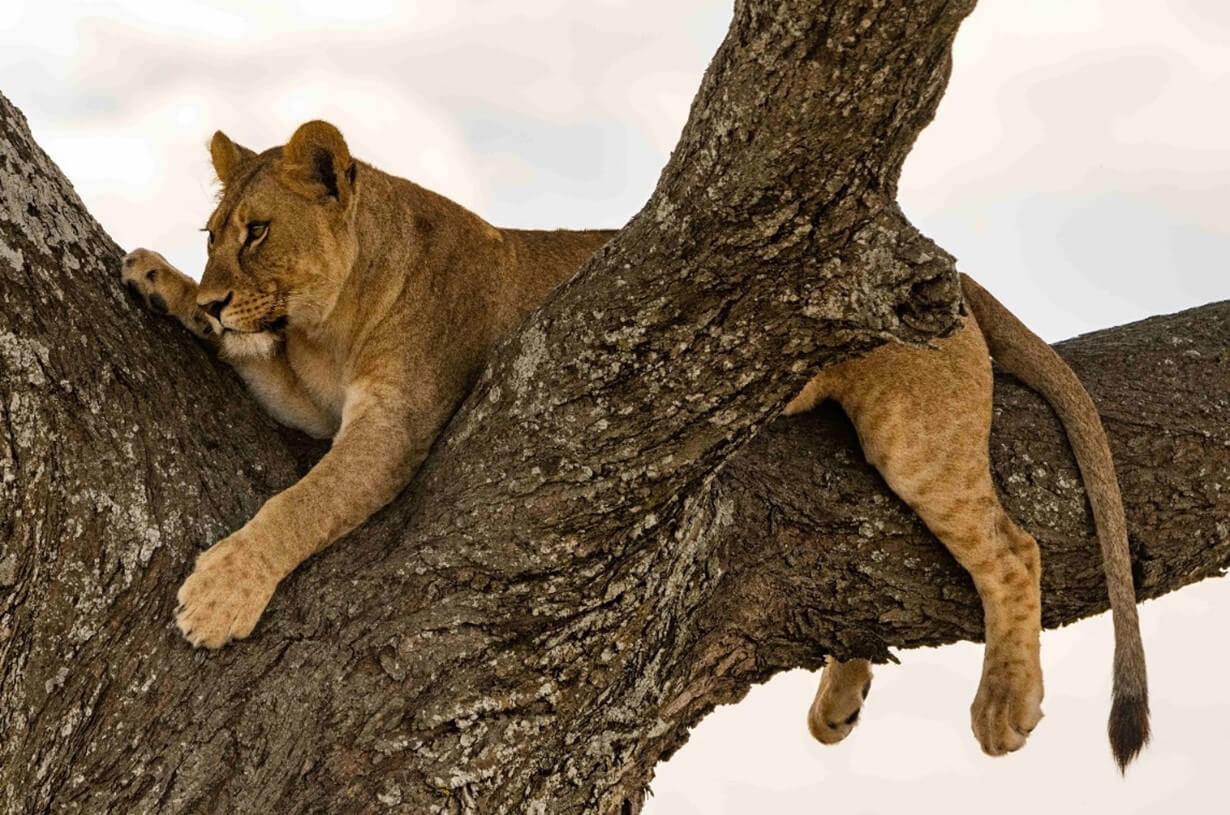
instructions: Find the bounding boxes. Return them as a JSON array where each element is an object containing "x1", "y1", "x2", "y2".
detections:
[{"x1": 1109, "y1": 691, "x2": 1150, "y2": 772}]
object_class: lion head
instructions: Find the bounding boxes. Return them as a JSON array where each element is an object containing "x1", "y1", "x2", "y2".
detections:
[{"x1": 197, "y1": 121, "x2": 360, "y2": 352}]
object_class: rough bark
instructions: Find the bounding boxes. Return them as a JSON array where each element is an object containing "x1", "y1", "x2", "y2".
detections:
[{"x1": 1, "y1": 1, "x2": 1226, "y2": 813}]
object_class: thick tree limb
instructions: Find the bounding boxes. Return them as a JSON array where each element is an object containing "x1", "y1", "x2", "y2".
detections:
[
  {"x1": 1, "y1": 0, "x2": 1227, "y2": 813},
  {"x1": 655, "y1": 303, "x2": 1230, "y2": 766}
]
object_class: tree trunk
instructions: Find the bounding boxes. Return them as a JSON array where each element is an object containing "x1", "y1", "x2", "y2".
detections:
[{"x1": 2, "y1": 1, "x2": 1227, "y2": 813}]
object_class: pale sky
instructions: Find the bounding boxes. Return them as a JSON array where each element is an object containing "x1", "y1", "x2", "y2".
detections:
[{"x1": 2, "y1": 2, "x2": 1227, "y2": 813}]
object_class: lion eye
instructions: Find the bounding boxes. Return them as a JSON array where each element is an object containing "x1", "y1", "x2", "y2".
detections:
[
  {"x1": 202, "y1": 228, "x2": 215, "y2": 250},
  {"x1": 245, "y1": 222, "x2": 268, "y2": 244}
]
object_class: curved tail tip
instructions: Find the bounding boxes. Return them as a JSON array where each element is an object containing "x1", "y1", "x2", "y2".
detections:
[{"x1": 1109, "y1": 692, "x2": 1150, "y2": 772}]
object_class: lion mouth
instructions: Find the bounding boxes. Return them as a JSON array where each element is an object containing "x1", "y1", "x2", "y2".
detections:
[{"x1": 220, "y1": 315, "x2": 288, "y2": 334}]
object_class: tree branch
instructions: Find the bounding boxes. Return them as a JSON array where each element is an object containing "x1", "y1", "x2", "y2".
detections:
[{"x1": 648, "y1": 302, "x2": 1230, "y2": 778}]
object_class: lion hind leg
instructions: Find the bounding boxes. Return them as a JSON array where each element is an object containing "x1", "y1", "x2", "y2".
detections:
[
  {"x1": 875, "y1": 428, "x2": 1043, "y2": 755},
  {"x1": 808, "y1": 656, "x2": 873, "y2": 745},
  {"x1": 823, "y1": 318, "x2": 1044, "y2": 756}
]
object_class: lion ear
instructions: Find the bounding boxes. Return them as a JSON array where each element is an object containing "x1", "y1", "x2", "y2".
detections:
[
  {"x1": 209, "y1": 131, "x2": 255, "y2": 186},
  {"x1": 281, "y1": 120, "x2": 356, "y2": 208}
]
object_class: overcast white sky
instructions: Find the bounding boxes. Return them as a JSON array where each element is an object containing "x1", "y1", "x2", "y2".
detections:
[{"x1": 2, "y1": 1, "x2": 1227, "y2": 813}]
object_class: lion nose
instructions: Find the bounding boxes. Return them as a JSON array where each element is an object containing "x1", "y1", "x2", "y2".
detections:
[{"x1": 199, "y1": 291, "x2": 233, "y2": 320}]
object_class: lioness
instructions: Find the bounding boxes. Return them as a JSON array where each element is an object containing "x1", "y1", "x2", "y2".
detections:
[{"x1": 121, "y1": 120, "x2": 1148, "y2": 768}]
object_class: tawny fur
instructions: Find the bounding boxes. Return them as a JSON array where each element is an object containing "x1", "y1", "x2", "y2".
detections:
[
  {"x1": 122, "y1": 121, "x2": 613, "y2": 652},
  {"x1": 120, "y1": 119, "x2": 1147, "y2": 768},
  {"x1": 789, "y1": 279, "x2": 1148, "y2": 768}
]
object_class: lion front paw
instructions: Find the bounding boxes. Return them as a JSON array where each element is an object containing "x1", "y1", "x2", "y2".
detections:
[
  {"x1": 175, "y1": 534, "x2": 280, "y2": 649},
  {"x1": 970, "y1": 660, "x2": 1044, "y2": 755},
  {"x1": 121, "y1": 248, "x2": 218, "y2": 338}
]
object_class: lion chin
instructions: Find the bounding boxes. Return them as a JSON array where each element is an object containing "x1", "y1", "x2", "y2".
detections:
[{"x1": 218, "y1": 329, "x2": 281, "y2": 361}]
